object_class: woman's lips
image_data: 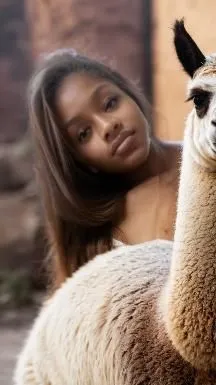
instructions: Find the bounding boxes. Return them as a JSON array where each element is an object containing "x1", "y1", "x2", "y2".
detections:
[{"x1": 111, "y1": 129, "x2": 135, "y2": 156}]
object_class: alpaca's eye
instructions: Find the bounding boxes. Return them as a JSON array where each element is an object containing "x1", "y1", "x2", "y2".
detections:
[
  {"x1": 188, "y1": 90, "x2": 211, "y2": 118},
  {"x1": 193, "y1": 94, "x2": 206, "y2": 109}
]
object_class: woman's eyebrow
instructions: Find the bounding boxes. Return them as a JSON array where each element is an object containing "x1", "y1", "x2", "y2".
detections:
[
  {"x1": 63, "y1": 116, "x2": 79, "y2": 131},
  {"x1": 93, "y1": 82, "x2": 114, "y2": 97}
]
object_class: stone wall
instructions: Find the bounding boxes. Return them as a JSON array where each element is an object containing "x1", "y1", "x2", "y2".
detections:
[
  {"x1": 0, "y1": 0, "x2": 31, "y2": 142},
  {"x1": 0, "y1": 2, "x2": 44, "y2": 278},
  {"x1": 0, "y1": 135, "x2": 43, "y2": 282}
]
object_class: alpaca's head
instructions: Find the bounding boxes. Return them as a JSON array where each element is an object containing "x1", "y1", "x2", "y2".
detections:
[{"x1": 174, "y1": 19, "x2": 216, "y2": 169}]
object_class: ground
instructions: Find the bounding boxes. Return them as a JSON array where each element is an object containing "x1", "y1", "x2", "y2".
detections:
[{"x1": 0, "y1": 307, "x2": 38, "y2": 384}]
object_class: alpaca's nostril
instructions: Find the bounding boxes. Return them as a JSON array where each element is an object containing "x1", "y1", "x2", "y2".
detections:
[{"x1": 211, "y1": 120, "x2": 216, "y2": 127}]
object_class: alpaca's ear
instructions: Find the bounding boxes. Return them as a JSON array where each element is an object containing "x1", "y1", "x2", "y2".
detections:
[{"x1": 173, "y1": 19, "x2": 205, "y2": 77}]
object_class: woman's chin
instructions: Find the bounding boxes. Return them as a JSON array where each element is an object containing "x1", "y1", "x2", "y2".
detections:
[{"x1": 118, "y1": 148, "x2": 150, "y2": 173}]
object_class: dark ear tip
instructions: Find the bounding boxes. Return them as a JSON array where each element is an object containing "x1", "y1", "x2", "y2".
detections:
[
  {"x1": 173, "y1": 18, "x2": 185, "y2": 34},
  {"x1": 172, "y1": 17, "x2": 205, "y2": 78}
]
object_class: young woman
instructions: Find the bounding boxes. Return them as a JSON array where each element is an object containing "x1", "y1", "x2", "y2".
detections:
[{"x1": 29, "y1": 48, "x2": 181, "y2": 291}]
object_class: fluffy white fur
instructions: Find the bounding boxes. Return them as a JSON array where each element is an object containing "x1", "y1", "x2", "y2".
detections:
[
  {"x1": 16, "y1": 240, "x2": 190, "y2": 385},
  {"x1": 165, "y1": 74, "x2": 216, "y2": 370}
]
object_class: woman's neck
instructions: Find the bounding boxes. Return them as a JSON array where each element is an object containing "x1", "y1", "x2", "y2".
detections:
[{"x1": 125, "y1": 139, "x2": 182, "y2": 188}]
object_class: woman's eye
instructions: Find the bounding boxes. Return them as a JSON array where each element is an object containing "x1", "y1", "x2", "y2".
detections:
[
  {"x1": 78, "y1": 126, "x2": 91, "y2": 143},
  {"x1": 105, "y1": 96, "x2": 118, "y2": 112}
]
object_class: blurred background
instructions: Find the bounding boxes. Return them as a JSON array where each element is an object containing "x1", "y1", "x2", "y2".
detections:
[{"x1": 1, "y1": 0, "x2": 216, "y2": 383}]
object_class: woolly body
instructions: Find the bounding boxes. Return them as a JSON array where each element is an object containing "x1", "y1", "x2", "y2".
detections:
[{"x1": 15, "y1": 240, "x2": 200, "y2": 385}]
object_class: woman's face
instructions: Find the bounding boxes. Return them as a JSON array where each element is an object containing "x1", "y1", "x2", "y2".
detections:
[{"x1": 56, "y1": 73, "x2": 151, "y2": 173}]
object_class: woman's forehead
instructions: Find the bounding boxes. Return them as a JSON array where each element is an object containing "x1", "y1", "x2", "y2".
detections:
[
  {"x1": 56, "y1": 73, "x2": 121, "y2": 123},
  {"x1": 58, "y1": 72, "x2": 118, "y2": 99}
]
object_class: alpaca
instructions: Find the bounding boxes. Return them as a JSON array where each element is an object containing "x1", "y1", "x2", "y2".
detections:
[
  {"x1": 14, "y1": 20, "x2": 216, "y2": 385},
  {"x1": 165, "y1": 19, "x2": 216, "y2": 371}
]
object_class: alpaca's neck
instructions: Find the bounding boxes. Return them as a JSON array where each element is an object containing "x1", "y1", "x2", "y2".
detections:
[
  {"x1": 174, "y1": 125, "x2": 216, "y2": 255},
  {"x1": 166, "y1": 122, "x2": 216, "y2": 370}
]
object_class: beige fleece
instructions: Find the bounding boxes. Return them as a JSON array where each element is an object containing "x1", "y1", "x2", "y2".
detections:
[
  {"x1": 14, "y1": 236, "x2": 216, "y2": 385},
  {"x1": 165, "y1": 116, "x2": 216, "y2": 371}
]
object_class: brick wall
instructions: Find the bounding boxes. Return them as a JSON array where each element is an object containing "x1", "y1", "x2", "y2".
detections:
[{"x1": 26, "y1": 0, "x2": 145, "y2": 85}]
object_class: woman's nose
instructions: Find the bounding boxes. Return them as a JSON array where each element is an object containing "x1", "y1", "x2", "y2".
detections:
[
  {"x1": 94, "y1": 114, "x2": 121, "y2": 141},
  {"x1": 103, "y1": 121, "x2": 121, "y2": 142}
]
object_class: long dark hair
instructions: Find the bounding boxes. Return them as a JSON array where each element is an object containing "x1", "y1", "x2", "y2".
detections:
[{"x1": 28, "y1": 49, "x2": 152, "y2": 292}]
